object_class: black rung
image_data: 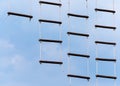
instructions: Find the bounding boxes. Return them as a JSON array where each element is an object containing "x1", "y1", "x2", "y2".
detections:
[
  {"x1": 39, "y1": 60, "x2": 63, "y2": 64},
  {"x1": 95, "y1": 25, "x2": 116, "y2": 30},
  {"x1": 96, "y1": 58, "x2": 116, "y2": 62},
  {"x1": 39, "y1": 19, "x2": 62, "y2": 24},
  {"x1": 7, "y1": 12, "x2": 33, "y2": 19},
  {"x1": 95, "y1": 8, "x2": 115, "y2": 13},
  {"x1": 95, "y1": 41, "x2": 116, "y2": 45},
  {"x1": 39, "y1": 1, "x2": 62, "y2": 6},
  {"x1": 67, "y1": 74, "x2": 90, "y2": 80},
  {"x1": 96, "y1": 74, "x2": 117, "y2": 79},
  {"x1": 68, "y1": 53, "x2": 90, "y2": 58},
  {"x1": 67, "y1": 32, "x2": 89, "y2": 37},
  {"x1": 68, "y1": 13, "x2": 89, "y2": 18},
  {"x1": 39, "y1": 39, "x2": 62, "y2": 43}
]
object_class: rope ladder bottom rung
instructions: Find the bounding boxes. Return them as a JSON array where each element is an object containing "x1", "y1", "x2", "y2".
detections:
[
  {"x1": 67, "y1": 13, "x2": 89, "y2": 19},
  {"x1": 67, "y1": 32, "x2": 89, "y2": 37},
  {"x1": 96, "y1": 58, "x2": 116, "y2": 62},
  {"x1": 95, "y1": 8, "x2": 116, "y2": 13},
  {"x1": 39, "y1": 39, "x2": 62, "y2": 43},
  {"x1": 39, "y1": 1, "x2": 62, "y2": 6},
  {"x1": 8, "y1": 12, "x2": 33, "y2": 19},
  {"x1": 39, "y1": 19, "x2": 62, "y2": 24},
  {"x1": 96, "y1": 74, "x2": 117, "y2": 79},
  {"x1": 95, "y1": 41, "x2": 116, "y2": 45},
  {"x1": 39, "y1": 60, "x2": 63, "y2": 65},
  {"x1": 67, "y1": 74, "x2": 90, "y2": 80},
  {"x1": 68, "y1": 53, "x2": 90, "y2": 58}
]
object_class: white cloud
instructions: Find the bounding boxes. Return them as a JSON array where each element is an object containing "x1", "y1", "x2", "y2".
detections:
[{"x1": 0, "y1": 39, "x2": 14, "y2": 49}]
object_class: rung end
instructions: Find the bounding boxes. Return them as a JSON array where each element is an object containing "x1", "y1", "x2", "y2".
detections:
[
  {"x1": 96, "y1": 58, "x2": 116, "y2": 62},
  {"x1": 67, "y1": 32, "x2": 89, "y2": 37},
  {"x1": 39, "y1": 39, "x2": 62, "y2": 43}
]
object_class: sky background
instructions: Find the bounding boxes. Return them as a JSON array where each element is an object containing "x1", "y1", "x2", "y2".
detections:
[{"x1": 0, "y1": 0, "x2": 120, "y2": 86}]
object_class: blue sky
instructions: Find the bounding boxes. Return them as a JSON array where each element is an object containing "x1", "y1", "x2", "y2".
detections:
[{"x1": 0, "y1": 0, "x2": 120, "y2": 86}]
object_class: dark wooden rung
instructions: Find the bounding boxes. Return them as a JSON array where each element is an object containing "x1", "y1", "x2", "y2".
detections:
[
  {"x1": 96, "y1": 74, "x2": 117, "y2": 79},
  {"x1": 39, "y1": 1, "x2": 62, "y2": 6},
  {"x1": 96, "y1": 58, "x2": 116, "y2": 62},
  {"x1": 95, "y1": 25, "x2": 116, "y2": 30},
  {"x1": 39, "y1": 39, "x2": 62, "y2": 43},
  {"x1": 68, "y1": 53, "x2": 90, "y2": 58},
  {"x1": 95, "y1": 8, "x2": 115, "y2": 13},
  {"x1": 39, "y1": 19, "x2": 62, "y2": 24},
  {"x1": 67, "y1": 74, "x2": 90, "y2": 80},
  {"x1": 68, "y1": 13, "x2": 89, "y2": 18},
  {"x1": 95, "y1": 41, "x2": 116, "y2": 45},
  {"x1": 7, "y1": 12, "x2": 33, "y2": 19},
  {"x1": 67, "y1": 32, "x2": 89, "y2": 37},
  {"x1": 39, "y1": 60, "x2": 63, "y2": 64}
]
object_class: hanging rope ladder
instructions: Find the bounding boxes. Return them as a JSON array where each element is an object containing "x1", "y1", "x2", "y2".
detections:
[
  {"x1": 95, "y1": 0, "x2": 117, "y2": 86},
  {"x1": 39, "y1": 0, "x2": 63, "y2": 65},
  {"x1": 67, "y1": 0, "x2": 90, "y2": 85}
]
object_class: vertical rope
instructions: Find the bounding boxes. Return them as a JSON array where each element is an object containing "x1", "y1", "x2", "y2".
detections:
[
  {"x1": 39, "y1": 0, "x2": 42, "y2": 61},
  {"x1": 95, "y1": 44, "x2": 98, "y2": 86},
  {"x1": 68, "y1": 0, "x2": 71, "y2": 86}
]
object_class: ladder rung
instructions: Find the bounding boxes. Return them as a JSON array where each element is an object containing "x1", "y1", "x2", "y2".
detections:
[
  {"x1": 39, "y1": 1, "x2": 62, "y2": 6},
  {"x1": 7, "y1": 12, "x2": 33, "y2": 19},
  {"x1": 95, "y1": 25, "x2": 116, "y2": 30},
  {"x1": 39, "y1": 60, "x2": 63, "y2": 64},
  {"x1": 96, "y1": 58, "x2": 116, "y2": 62},
  {"x1": 68, "y1": 13, "x2": 89, "y2": 18},
  {"x1": 67, "y1": 32, "x2": 89, "y2": 37},
  {"x1": 67, "y1": 74, "x2": 90, "y2": 80},
  {"x1": 39, "y1": 19, "x2": 62, "y2": 24},
  {"x1": 95, "y1": 41, "x2": 116, "y2": 45},
  {"x1": 68, "y1": 53, "x2": 90, "y2": 58},
  {"x1": 39, "y1": 39, "x2": 62, "y2": 43},
  {"x1": 96, "y1": 74, "x2": 117, "y2": 79},
  {"x1": 95, "y1": 8, "x2": 115, "y2": 13}
]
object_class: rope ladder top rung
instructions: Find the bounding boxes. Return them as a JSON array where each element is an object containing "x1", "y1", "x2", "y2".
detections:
[
  {"x1": 68, "y1": 53, "x2": 90, "y2": 58},
  {"x1": 7, "y1": 12, "x2": 33, "y2": 19},
  {"x1": 39, "y1": 1, "x2": 62, "y2": 6},
  {"x1": 39, "y1": 19, "x2": 62, "y2": 24},
  {"x1": 95, "y1": 8, "x2": 116, "y2": 13},
  {"x1": 68, "y1": 13, "x2": 89, "y2": 19},
  {"x1": 95, "y1": 41, "x2": 116, "y2": 45},
  {"x1": 96, "y1": 74, "x2": 117, "y2": 79},
  {"x1": 95, "y1": 25, "x2": 116, "y2": 30},
  {"x1": 39, "y1": 60, "x2": 63, "y2": 65},
  {"x1": 39, "y1": 39, "x2": 62, "y2": 43},
  {"x1": 96, "y1": 58, "x2": 116, "y2": 62},
  {"x1": 67, "y1": 74, "x2": 90, "y2": 80},
  {"x1": 67, "y1": 32, "x2": 89, "y2": 37}
]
